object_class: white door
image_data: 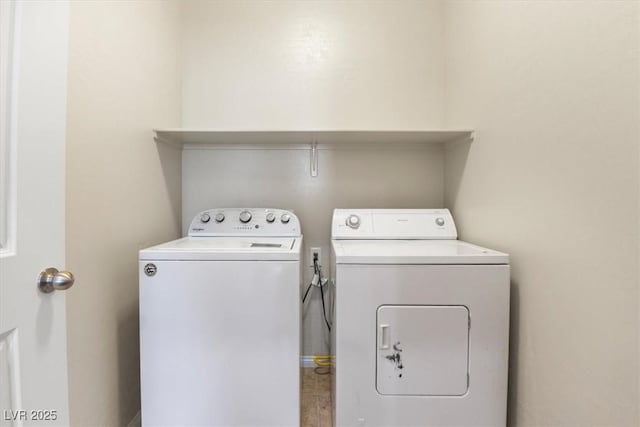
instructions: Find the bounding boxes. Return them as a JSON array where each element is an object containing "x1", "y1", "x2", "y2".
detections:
[
  {"x1": 0, "y1": 1, "x2": 71, "y2": 426},
  {"x1": 376, "y1": 305, "x2": 470, "y2": 396}
]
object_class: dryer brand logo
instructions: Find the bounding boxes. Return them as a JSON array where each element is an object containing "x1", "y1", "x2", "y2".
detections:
[{"x1": 144, "y1": 263, "x2": 157, "y2": 277}]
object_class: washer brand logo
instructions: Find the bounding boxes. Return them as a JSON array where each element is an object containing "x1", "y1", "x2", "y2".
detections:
[{"x1": 144, "y1": 263, "x2": 157, "y2": 277}]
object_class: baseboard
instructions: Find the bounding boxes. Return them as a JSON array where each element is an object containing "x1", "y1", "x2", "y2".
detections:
[
  {"x1": 127, "y1": 410, "x2": 141, "y2": 427},
  {"x1": 301, "y1": 355, "x2": 316, "y2": 367},
  {"x1": 301, "y1": 355, "x2": 334, "y2": 368}
]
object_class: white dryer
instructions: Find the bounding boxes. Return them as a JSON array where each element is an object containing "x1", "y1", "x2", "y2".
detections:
[
  {"x1": 139, "y1": 208, "x2": 302, "y2": 426},
  {"x1": 331, "y1": 209, "x2": 510, "y2": 426}
]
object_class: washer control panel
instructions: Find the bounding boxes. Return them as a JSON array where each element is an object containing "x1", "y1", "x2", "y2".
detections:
[
  {"x1": 332, "y1": 209, "x2": 457, "y2": 240},
  {"x1": 189, "y1": 208, "x2": 301, "y2": 237}
]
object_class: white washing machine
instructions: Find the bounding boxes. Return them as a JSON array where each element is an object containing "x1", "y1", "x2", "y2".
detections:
[
  {"x1": 331, "y1": 209, "x2": 510, "y2": 427},
  {"x1": 139, "y1": 208, "x2": 302, "y2": 427}
]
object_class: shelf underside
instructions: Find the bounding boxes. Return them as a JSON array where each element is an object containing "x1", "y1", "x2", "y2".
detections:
[{"x1": 154, "y1": 129, "x2": 474, "y2": 148}]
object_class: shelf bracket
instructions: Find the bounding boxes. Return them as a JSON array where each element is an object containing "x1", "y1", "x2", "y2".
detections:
[{"x1": 310, "y1": 140, "x2": 318, "y2": 177}]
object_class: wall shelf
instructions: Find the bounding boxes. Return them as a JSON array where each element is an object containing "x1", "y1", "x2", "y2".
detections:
[
  {"x1": 153, "y1": 129, "x2": 474, "y2": 149},
  {"x1": 154, "y1": 129, "x2": 474, "y2": 177}
]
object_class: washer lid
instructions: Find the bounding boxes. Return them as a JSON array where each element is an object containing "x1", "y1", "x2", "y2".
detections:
[
  {"x1": 139, "y1": 237, "x2": 302, "y2": 261},
  {"x1": 332, "y1": 239, "x2": 508, "y2": 265}
]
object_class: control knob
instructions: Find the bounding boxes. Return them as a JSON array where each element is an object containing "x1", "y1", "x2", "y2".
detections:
[
  {"x1": 215, "y1": 213, "x2": 225, "y2": 223},
  {"x1": 266, "y1": 212, "x2": 276, "y2": 223},
  {"x1": 435, "y1": 217, "x2": 445, "y2": 226},
  {"x1": 239, "y1": 210, "x2": 252, "y2": 223},
  {"x1": 346, "y1": 214, "x2": 361, "y2": 229},
  {"x1": 200, "y1": 213, "x2": 211, "y2": 223},
  {"x1": 281, "y1": 213, "x2": 291, "y2": 224}
]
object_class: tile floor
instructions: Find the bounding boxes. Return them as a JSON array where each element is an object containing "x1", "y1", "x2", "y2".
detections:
[{"x1": 301, "y1": 367, "x2": 333, "y2": 427}]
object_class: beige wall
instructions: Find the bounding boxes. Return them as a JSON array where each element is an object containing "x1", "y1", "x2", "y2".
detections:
[
  {"x1": 65, "y1": 1, "x2": 181, "y2": 425},
  {"x1": 181, "y1": 0, "x2": 446, "y2": 129},
  {"x1": 443, "y1": 2, "x2": 639, "y2": 425}
]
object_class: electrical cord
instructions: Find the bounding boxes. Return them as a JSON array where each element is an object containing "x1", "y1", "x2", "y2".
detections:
[
  {"x1": 301, "y1": 254, "x2": 332, "y2": 332},
  {"x1": 319, "y1": 274, "x2": 331, "y2": 331},
  {"x1": 302, "y1": 282, "x2": 313, "y2": 303},
  {"x1": 317, "y1": 259, "x2": 331, "y2": 332},
  {"x1": 302, "y1": 255, "x2": 319, "y2": 303}
]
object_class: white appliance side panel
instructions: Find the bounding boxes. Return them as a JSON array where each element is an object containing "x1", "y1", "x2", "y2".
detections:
[
  {"x1": 333, "y1": 264, "x2": 510, "y2": 427},
  {"x1": 376, "y1": 305, "x2": 469, "y2": 396},
  {"x1": 139, "y1": 260, "x2": 300, "y2": 427}
]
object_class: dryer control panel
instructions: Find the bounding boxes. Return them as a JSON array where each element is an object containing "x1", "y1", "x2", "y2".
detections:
[
  {"x1": 332, "y1": 209, "x2": 457, "y2": 240},
  {"x1": 189, "y1": 208, "x2": 301, "y2": 237}
]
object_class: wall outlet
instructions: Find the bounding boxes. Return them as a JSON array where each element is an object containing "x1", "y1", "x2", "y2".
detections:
[{"x1": 309, "y1": 247, "x2": 322, "y2": 267}]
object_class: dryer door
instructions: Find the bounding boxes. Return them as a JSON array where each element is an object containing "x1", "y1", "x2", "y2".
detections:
[{"x1": 376, "y1": 305, "x2": 469, "y2": 396}]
